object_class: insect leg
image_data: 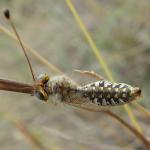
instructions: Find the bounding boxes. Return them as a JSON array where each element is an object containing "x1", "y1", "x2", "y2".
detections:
[{"x1": 49, "y1": 99, "x2": 57, "y2": 106}]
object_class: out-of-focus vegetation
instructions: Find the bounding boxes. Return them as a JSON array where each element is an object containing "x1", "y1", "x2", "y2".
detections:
[{"x1": 0, "y1": 0, "x2": 150, "y2": 150}]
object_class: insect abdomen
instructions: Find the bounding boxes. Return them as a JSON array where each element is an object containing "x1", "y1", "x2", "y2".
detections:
[{"x1": 82, "y1": 80, "x2": 135, "y2": 106}]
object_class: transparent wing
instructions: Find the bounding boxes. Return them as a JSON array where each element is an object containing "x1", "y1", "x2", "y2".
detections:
[{"x1": 62, "y1": 97, "x2": 107, "y2": 112}]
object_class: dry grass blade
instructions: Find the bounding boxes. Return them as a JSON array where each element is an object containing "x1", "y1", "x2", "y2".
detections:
[
  {"x1": 0, "y1": 25, "x2": 63, "y2": 75},
  {"x1": 0, "y1": 3, "x2": 149, "y2": 149},
  {"x1": 1, "y1": 21, "x2": 149, "y2": 123},
  {"x1": 103, "y1": 110, "x2": 150, "y2": 149},
  {"x1": 65, "y1": 0, "x2": 143, "y2": 133},
  {"x1": 0, "y1": 106, "x2": 49, "y2": 150},
  {"x1": 77, "y1": 110, "x2": 130, "y2": 146},
  {"x1": 132, "y1": 101, "x2": 150, "y2": 118},
  {"x1": 62, "y1": 97, "x2": 150, "y2": 148},
  {"x1": 0, "y1": 11, "x2": 147, "y2": 146},
  {"x1": 73, "y1": 70, "x2": 150, "y2": 117},
  {"x1": 43, "y1": 126, "x2": 134, "y2": 150}
]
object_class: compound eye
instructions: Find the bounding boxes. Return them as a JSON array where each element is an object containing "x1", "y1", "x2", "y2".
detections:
[
  {"x1": 37, "y1": 74, "x2": 46, "y2": 80},
  {"x1": 136, "y1": 89, "x2": 141, "y2": 94},
  {"x1": 36, "y1": 74, "x2": 50, "y2": 84},
  {"x1": 35, "y1": 91, "x2": 48, "y2": 100}
]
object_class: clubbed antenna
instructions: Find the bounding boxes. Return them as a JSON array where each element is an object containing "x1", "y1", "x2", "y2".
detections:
[{"x1": 3, "y1": 8, "x2": 35, "y2": 82}]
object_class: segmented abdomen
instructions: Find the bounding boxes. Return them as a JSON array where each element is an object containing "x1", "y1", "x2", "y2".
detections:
[
  {"x1": 82, "y1": 80, "x2": 134, "y2": 106},
  {"x1": 42, "y1": 75, "x2": 141, "y2": 107}
]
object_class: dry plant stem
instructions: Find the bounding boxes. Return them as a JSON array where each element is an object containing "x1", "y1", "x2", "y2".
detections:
[
  {"x1": 65, "y1": 0, "x2": 143, "y2": 133},
  {"x1": 0, "y1": 8, "x2": 149, "y2": 146},
  {"x1": 103, "y1": 110, "x2": 150, "y2": 149},
  {"x1": 0, "y1": 79, "x2": 149, "y2": 147},
  {"x1": 13, "y1": 120, "x2": 48, "y2": 150},
  {"x1": 43, "y1": 126, "x2": 133, "y2": 150},
  {"x1": 0, "y1": 25, "x2": 63, "y2": 75},
  {"x1": 0, "y1": 78, "x2": 34, "y2": 95},
  {"x1": 78, "y1": 110, "x2": 129, "y2": 145},
  {"x1": 0, "y1": 24, "x2": 147, "y2": 139},
  {"x1": 0, "y1": 108, "x2": 48, "y2": 150},
  {"x1": 65, "y1": 0, "x2": 114, "y2": 82},
  {"x1": 0, "y1": 25, "x2": 149, "y2": 119},
  {"x1": 132, "y1": 101, "x2": 150, "y2": 118}
]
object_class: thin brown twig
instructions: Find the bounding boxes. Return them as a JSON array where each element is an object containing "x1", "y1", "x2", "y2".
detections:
[
  {"x1": 77, "y1": 109, "x2": 129, "y2": 145},
  {"x1": 0, "y1": 107, "x2": 49, "y2": 150},
  {"x1": 43, "y1": 126, "x2": 134, "y2": 150},
  {"x1": 103, "y1": 110, "x2": 150, "y2": 149}
]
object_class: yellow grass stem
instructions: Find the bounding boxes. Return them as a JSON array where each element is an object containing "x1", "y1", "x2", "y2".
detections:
[
  {"x1": 65, "y1": 0, "x2": 143, "y2": 133},
  {"x1": 132, "y1": 101, "x2": 150, "y2": 118},
  {"x1": 124, "y1": 104, "x2": 142, "y2": 133},
  {"x1": 1, "y1": 6, "x2": 150, "y2": 148},
  {"x1": 1, "y1": 22, "x2": 149, "y2": 134},
  {"x1": 103, "y1": 110, "x2": 150, "y2": 149},
  {"x1": 1, "y1": 5, "x2": 150, "y2": 138},
  {"x1": 1, "y1": 19, "x2": 149, "y2": 122}
]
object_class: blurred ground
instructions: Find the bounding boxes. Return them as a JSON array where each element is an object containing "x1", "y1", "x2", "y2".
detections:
[{"x1": 0, "y1": 0, "x2": 150, "y2": 150}]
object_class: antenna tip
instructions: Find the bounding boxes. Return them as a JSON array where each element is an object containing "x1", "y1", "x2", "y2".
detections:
[{"x1": 3, "y1": 8, "x2": 10, "y2": 19}]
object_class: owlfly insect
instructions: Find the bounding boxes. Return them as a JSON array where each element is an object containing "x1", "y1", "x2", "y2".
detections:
[{"x1": 0, "y1": 9, "x2": 143, "y2": 112}]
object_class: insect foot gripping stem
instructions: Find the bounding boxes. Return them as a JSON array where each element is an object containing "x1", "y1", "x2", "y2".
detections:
[{"x1": 35, "y1": 74, "x2": 50, "y2": 102}]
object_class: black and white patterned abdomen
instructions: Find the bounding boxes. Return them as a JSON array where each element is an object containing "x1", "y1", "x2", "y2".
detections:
[{"x1": 82, "y1": 80, "x2": 134, "y2": 106}]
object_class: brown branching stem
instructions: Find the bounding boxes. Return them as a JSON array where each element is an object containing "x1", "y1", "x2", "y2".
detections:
[{"x1": 103, "y1": 110, "x2": 150, "y2": 149}]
